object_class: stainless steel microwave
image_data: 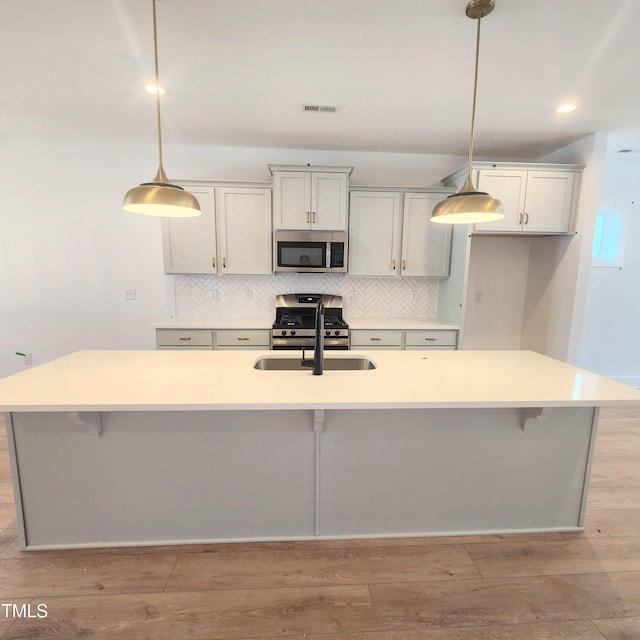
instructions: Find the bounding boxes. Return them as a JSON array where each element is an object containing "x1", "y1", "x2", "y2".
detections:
[{"x1": 274, "y1": 231, "x2": 348, "y2": 273}]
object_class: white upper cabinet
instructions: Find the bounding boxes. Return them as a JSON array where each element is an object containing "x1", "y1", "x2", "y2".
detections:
[
  {"x1": 162, "y1": 185, "x2": 272, "y2": 275},
  {"x1": 270, "y1": 165, "x2": 352, "y2": 231},
  {"x1": 348, "y1": 191, "x2": 402, "y2": 276},
  {"x1": 348, "y1": 190, "x2": 452, "y2": 278},
  {"x1": 402, "y1": 193, "x2": 452, "y2": 277},
  {"x1": 216, "y1": 187, "x2": 272, "y2": 275},
  {"x1": 163, "y1": 186, "x2": 217, "y2": 274},
  {"x1": 442, "y1": 163, "x2": 583, "y2": 235}
]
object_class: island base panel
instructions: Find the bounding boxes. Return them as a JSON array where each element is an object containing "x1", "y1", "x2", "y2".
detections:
[
  {"x1": 7, "y1": 406, "x2": 597, "y2": 549},
  {"x1": 10, "y1": 410, "x2": 316, "y2": 548},
  {"x1": 319, "y1": 407, "x2": 595, "y2": 536}
]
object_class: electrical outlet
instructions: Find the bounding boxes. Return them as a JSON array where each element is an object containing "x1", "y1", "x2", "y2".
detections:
[
  {"x1": 24, "y1": 353, "x2": 33, "y2": 366},
  {"x1": 123, "y1": 288, "x2": 137, "y2": 301},
  {"x1": 475, "y1": 291, "x2": 484, "y2": 303},
  {"x1": 410, "y1": 291, "x2": 418, "y2": 303}
]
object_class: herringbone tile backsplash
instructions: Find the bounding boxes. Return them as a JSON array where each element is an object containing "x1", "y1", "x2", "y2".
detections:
[{"x1": 174, "y1": 274, "x2": 438, "y2": 319}]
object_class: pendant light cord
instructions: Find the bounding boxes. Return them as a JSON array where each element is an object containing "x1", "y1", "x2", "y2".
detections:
[
  {"x1": 465, "y1": 10, "x2": 483, "y2": 184},
  {"x1": 151, "y1": 0, "x2": 167, "y2": 182}
]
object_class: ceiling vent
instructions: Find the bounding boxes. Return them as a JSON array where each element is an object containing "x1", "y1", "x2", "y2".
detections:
[{"x1": 301, "y1": 103, "x2": 340, "y2": 113}]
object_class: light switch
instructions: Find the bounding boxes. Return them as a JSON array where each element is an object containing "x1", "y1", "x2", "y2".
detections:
[{"x1": 123, "y1": 288, "x2": 137, "y2": 301}]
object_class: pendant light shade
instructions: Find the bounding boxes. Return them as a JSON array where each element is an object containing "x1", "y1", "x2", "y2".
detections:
[
  {"x1": 123, "y1": 0, "x2": 201, "y2": 218},
  {"x1": 432, "y1": 0, "x2": 503, "y2": 225}
]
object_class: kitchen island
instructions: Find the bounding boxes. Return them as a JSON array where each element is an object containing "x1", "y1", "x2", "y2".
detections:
[{"x1": 1, "y1": 349, "x2": 639, "y2": 550}]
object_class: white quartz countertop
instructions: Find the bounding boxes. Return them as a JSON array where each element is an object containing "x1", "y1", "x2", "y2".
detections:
[
  {"x1": 153, "y1": 318, "x2": 458, "y2": 330},
  {"x1": 346, "y1": 318, "x2": 458, "y2": 330},
  {"x1": 154, "y1": 318, "x2": 271, "y2": 329},
  {"x1": 1, "y1": 350, "x2": 639, "y2": 412}
]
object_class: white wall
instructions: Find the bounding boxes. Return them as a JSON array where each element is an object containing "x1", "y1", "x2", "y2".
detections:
[
  {"x1": 578, "y1": 153, "x2": 640, "y2": 384},
  {"x1": 0, "y1": 139, "x2": 466, "y2": 378},
  {"x1": 462, "y1": 236, "x2": 532, "y2": 349},
  {"x1": 521, "y1": 133, "x2": 607, "y2": 362}
]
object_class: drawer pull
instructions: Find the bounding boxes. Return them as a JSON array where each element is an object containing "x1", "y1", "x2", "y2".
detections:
[
  {"x1": 402, "y1": 259, "x2": 407, "y2": 271},
  {"x1": 525, "y1": 212, "x2": 529, "y2": 225},
  {"x1": 312, "y1": 211, "x2": 316, "y2": 223},
  {"x1": 392, "y1": 258, "x2": 396, "y2": 270},
  {"x1": 223, "y1": 257, "x2": 227, "y2": 268},
  {"x1": 519, "y1": 212, "x2": 524, "y2": 225},
  {"x1": 306, "y1": 211, "x2": 310, "y2": 223},
  {"x1": 237, "y1": 337, "x2": 250, "y2": 341},
  {"x1": 425, "y1": 337, "x2": 436, "y2": 341},
  {"x1": 179, "y1": 337, "x2": 192, "y2": 341},
  {"x1": 370, "y1": 337, "x2": 382, "y2": 341},
  {"x1": 212, "y1": 257, "x2": 216, "y2": 268}
]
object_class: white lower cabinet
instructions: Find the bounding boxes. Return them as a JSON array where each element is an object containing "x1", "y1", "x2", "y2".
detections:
[
  {"x1": 215, "y1": 330, "x2": 271, "y2": 350},
  {"x1": 156, "y1": 329, "x2": 214, "y2": 350},
  {"x1": 350, "y1": 330, "x2": 403, "y2": 349},
  {"x1": 404, "y1": 330, "x2": 458, "y2": 350},
  {"x1": 156, "y1": 328, "x2": 270, "y2": 350},
  {"x1": 348, "y1": 190, "x2": 452, "y2": 277},
  {"x1": 350, "y1": 329, "x2": 457, "y2": 350},
  {"x1": 162, "y1": 185, "x2": 272, "y2": 275}
]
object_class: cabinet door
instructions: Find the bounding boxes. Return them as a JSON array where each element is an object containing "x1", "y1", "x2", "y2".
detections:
[
  {"x1": 216, "y1": 187, "x2": 272, "y2": 275},
  {"x1": 474, "y1": 170, "x2": 527, "y2": 233},
  {"x1": 311, "y1": 172, "x2": 348, "y2": 230},
  {"x1": 401, "y1": 194, "x2": 453, "y2": 277},
  {"x1": 522, "y1": 171, "x2": 575, "y2": 233},
  {"x1": 162, "y1": 187, "x2": 217, "y2": 274},
  {"x1": 273, "y1": 172, "x2": 311, "y2": 230},
  {"x1": 348, "y1": 191, "x2": 402, "y2": 276}
]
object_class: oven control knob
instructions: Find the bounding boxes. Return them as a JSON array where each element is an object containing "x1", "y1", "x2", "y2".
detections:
[
  {"x1": 290, "y1": 330, "x2": 296, "y2": 336},
  {"x1": 281, "y1": 330, "x2": 287, "y2": 336},
  {"x1": 335, "y1": 330, "x2": 341, "y2": 336},
  {"x1": 325, "y1": 330, "x2": 331, "y2": 337}
]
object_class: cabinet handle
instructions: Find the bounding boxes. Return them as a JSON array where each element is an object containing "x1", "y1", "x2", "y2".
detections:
[
  {"x1": 223, "y1": 257, "x2": 227, "y2": 268},
  {"x1": 370, "y1": 337, "x2": 382, "y2": 341},
  {"x1": 424, "y1": 337, "x2": 436, "y2": 341},
  {"x1": 525, "y1": 212, "x2": 529, "y2": 225},
  {"x1": 402, "y1": 259, "x2": 407, "y2": 271},
  {"x1": 312, "y1": 211, "x2": 316, "y2": 223},
  {"x1": 179, "y1": 337, "x2": 192, "y2": 341},
  {"x1": 392, "y1": 258, "x2": 397, "y2": 270},
  {"x1": 306, "y1": 211, "x2": 310, "y2": 223},
  {"x1": 519, "y1": 212, "x2": 524, "y2": 225},
  {"x1": 237, "y1": 337, "x2": 250, "y2": 341},
  {"x1": 212, "y1": 257, "x2": 216, "y2": 268}
]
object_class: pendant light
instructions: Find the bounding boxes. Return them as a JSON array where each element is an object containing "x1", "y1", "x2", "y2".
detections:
[
  {"x1": 431, "y1": 0, "x2": 504, "y2": 225},
  {"x1": 123, "y1": 0, "x2": 201, "y2": 217}
]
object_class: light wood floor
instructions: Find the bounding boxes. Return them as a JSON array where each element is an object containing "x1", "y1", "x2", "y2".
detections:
[{"x1": 1, "y1": 407, "x2": 640, "y2": 639}]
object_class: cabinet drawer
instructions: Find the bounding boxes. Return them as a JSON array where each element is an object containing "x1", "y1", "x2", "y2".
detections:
[
  {"x1": 216, "y1": 329, "x2": 271, "y2": 347},
  {"x1": 156, "y1": 329, "x2": 214, "y2": 347},
  {"x1": 157, "y1": 345, "x2": 213, "y2": 351},
  {"x1": 405, "y1": 330, "x2": 458, "y2": 347},
  {"x1": 350, "y1": 330, "x2": 402, "y2": 347}
]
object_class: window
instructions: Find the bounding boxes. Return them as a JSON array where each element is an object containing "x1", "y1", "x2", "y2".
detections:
[{"x1": 592, "y1": 209, "x2": 624, "y2": 268}]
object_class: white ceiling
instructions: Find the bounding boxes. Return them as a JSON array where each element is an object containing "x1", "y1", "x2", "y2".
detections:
[{"x1": 2, "y1": 0, "x2": 640, "y2": 158}]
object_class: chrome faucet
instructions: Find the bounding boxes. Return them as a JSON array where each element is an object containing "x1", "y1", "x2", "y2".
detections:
[{"x1": 301, "y1": 301, "x2": 324, "y2": 375}]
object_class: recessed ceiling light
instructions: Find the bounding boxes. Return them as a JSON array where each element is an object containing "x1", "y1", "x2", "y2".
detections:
[
  {"x1": 144, "y1": 83, "x2": 165, "y2": 96},
  {"x1": 555, "y1": 103, "x2": 577, "y2": 114}
]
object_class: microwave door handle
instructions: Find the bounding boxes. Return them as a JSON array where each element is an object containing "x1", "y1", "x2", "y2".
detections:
[{"x1": 326, "y1": 242, "x2": 331, "y2": 270}]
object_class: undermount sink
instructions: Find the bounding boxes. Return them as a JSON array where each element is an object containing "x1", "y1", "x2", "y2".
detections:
[{"x1": 254, "y1": 356, "x2": 376, "y2": 371}]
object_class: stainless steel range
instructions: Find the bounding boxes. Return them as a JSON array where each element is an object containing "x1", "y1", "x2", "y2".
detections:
[{"x1": 272, "y1": 294, "x2": 349, "y2": 350}]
